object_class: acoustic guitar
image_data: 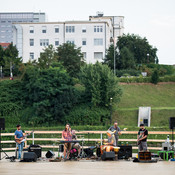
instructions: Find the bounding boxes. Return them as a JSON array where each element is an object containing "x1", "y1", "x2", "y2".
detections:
[{"x1": 15, "y1": 130, "x2": 34, "y2": 144}]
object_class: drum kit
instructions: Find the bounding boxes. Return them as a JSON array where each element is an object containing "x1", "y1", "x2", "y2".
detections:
[{"x1": 58, "y1": 135, "x2": 120, "y2": 160}]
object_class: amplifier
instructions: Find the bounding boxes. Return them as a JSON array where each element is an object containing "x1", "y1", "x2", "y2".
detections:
[
  {"x1": 118, "y1": 145, "x2": 132, "y2": 159},
  {"x1": 28, "y1": 144, "x2": 42, "y2": 158},
  {"x1": 139, "y1": 152, "x2": 151, "y2": 161},
  {"x1": 101, "y1": 151, "x2": 115, "y2": 161}
]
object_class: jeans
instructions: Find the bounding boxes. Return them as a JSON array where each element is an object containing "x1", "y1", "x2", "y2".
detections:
[
  {"x1": 17, "y1": 142, "x2": 24, "y2": 159},
  {"x1": 138, "y1": 141, "x2": 147, "y2": 152}
]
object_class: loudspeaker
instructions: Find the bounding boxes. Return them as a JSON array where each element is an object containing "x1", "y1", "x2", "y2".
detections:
[
  {"x1": 139, "y1": 152, "x2": 151, "y2": 161},
  {"x1": 23, "y1": 152, "x2": 37, "y2": 162},
  {"x1": 45, "y1": 150, "x2": 55, "y2": 158},
  {"x1": 118, "y1": 145, "x2": 132, "y2": 159},
  {"x1": 83, "y1": 147, "x2": 95, "y2": 158},
  {"x1": 0, "y1": 118, "x2": 5, "y2": 130},
  {"x1": 169, "y1": 117, "x2": 175, "y2": 129},
  {"x1": 101, "y1": 151, "x2": 115, "y2": 161},
  {"x1": 28, "y1": 144, "x2": 42, "y2": 158}
]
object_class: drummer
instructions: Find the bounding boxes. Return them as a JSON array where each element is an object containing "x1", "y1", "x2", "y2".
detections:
[
  {"x1": 62, "y1": 123, "x2": 72, "y2": 159},
  {"x1": 72, "y1": 130, "x2": 81, "y2": 157},
  {"x1": 100, "y1": 130, "x2": 116, "y2": 154}
]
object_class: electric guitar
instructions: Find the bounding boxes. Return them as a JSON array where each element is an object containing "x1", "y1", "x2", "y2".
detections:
[
  {"x1": 137, "y1": 130, "x2": 146, "y2": 145},
  {"x1": 15, "y1": 130, "x2": 34, "y2": 144}
]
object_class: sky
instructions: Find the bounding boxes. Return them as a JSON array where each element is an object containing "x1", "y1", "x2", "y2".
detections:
[{"x1": 0, "y1": 0, "x2": 175, "y2": 65}]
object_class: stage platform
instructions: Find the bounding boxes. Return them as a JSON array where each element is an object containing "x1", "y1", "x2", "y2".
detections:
[{"x1": 0, "y1": 152, "x2": 174, "y2": 175}]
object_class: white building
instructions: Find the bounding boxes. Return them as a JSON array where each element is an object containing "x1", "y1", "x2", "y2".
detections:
[{"x1": 13, "y1": 13, "x2": 124, "y2": 63}]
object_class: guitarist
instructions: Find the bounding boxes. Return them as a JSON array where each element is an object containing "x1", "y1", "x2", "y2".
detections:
[
  {"x1": 137, "y1": 124, "x2": 148, "y2": 152},
  {"x1": 14, "y1": 124, "x2": 27, "y2": 160}
]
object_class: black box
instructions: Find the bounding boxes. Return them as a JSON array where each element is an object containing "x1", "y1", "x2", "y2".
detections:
[
  {"x1": 28, "y1": 144, "x2": 42, "y2": 158},
  {"x1": 23, "y1": 152, "x2": 37, "y2": 162},
  {"x1": 101, "y1": 151, "x2": 115, "y2": 161},
  {"x1": 118, "y1": 145, "x2": 132, "y2": 159}
]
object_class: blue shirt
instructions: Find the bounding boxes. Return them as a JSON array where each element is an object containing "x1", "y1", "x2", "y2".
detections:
[{"x1": 14, "y1": 130, "x2": 23, "y2": 138}]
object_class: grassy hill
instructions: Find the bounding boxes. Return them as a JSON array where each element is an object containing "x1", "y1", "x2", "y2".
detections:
[{"x1": 113, "y1": 83, "x2": 175, "y2": 127}]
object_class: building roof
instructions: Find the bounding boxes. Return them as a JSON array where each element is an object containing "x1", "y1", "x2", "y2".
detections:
[{"x1": 0, "y1": 43, "x2": 10, "y2": 49}]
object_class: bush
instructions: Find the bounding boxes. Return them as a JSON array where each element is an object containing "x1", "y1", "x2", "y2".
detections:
[
  {"x1": 116, "y1": 69, "x2": 141, "y2": 77},
  {"x1": 151, "y1": 69, "x2": 159, "y2": 84},
  {"x1": 64, "y1": 104, "x2": 110, "y2": 125}
]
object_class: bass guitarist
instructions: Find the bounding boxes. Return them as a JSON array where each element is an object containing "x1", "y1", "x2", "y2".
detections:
[
  {"x1": 137, "y1": 124, "x2": 148, "y2": 152},
  {"x1": 14, "y1": 124, "x2": 30, "y2": 160}
]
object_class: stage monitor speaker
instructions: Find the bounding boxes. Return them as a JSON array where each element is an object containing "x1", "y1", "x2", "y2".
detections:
[
  {"x1": 139, "y1": 152, "x2": 151, "y2": 161},
  {"x1": 118, "y1": 145, "x2": 132, "y2": 159},
  {"x1": 0, "y1": 118, "x2": 5, "y2": 130},
  {"x1": 101, "y1": 151, "x2": 115, "y2": 161},
  {"x1": 169, "y1": 117, "x2": 175, "y2": 129},
  {"x1": 28, "y1": 144, "x2": 42, "y2": 158},
  {"x1": 46, "y1": 150, "x2": 55, "y2": 158},
  {"x1": 23, "y1": 152, "x2": 37, "y2": 162}
]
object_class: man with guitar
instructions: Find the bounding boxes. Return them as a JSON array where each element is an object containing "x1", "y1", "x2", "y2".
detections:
[
  {"x1": 14, "y1": 124, "x2": 30, "y2": 160},
  {"x1": 137, "y1": 124, "x2": 148, "y2": 152}
]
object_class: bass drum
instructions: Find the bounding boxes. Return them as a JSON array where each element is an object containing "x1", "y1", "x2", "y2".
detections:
[
  {"x1": 69, "y1": 148, "x2": 78, "y2": 159},
  {"x1": 96, "y1": 147, "x2": 101, "y2": 157}
]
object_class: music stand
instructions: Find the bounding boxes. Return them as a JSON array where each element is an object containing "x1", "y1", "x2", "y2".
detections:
[{"x1": 0, "y1": 118, "x2": 10, "y2": 160}]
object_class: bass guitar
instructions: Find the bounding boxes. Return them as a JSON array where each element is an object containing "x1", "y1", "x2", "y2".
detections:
[
  {"x1": 15, "y1": 130, "x2": 34, "y2": 144},
  {"x1": 137, "y1": 130, "x2": 146, "y2": 145}
]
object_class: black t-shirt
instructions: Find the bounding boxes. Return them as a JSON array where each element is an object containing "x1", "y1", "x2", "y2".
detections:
[{"x1": 138, "y1": 128, "x2": 148, "y2": 142}]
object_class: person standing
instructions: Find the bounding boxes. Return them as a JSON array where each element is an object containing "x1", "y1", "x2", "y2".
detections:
[
  {"x1": 14, "y1": 124, "x2": 25, "y2": 160},
  {"x1": 137, "y1": 124, "x2": 148, "y2": 152},
  {"x1": 108, "y1": 121, "x2": 121, "y2": 146},
  {"x1": 62, "y1": 123, "x2": 72, "y2": 159}
]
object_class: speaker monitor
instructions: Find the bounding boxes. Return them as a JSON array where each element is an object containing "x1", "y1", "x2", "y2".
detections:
[
  {"x1": 101, "y1": 151, "x2": 115, "y2": 161},
  {"x1": 46, "y1": 150, "x2": 55, "y2": 158},
  {"x1": 169, "y1": 117, "x2": 175, "y2": 129},
  {"x1": 0, "y1": 118, "x2": 5, "y2": 130},
  {"x1": 28, "y1": 144, "x2": 42, "y2": 158},
  {"x1": 23, "y1": 152, "x2": 37, "y2": 162},
  {"x1": 118, "y1": 145, "x2": 132, "y2": 159},
  {"x1": 139, "y1": 152, "x2": 151, "y2": 161}
]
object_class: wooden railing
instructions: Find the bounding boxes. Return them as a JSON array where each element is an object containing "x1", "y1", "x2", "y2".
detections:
[{"x1": 1, "y1": 131, "x2": 173, "y2": 151}]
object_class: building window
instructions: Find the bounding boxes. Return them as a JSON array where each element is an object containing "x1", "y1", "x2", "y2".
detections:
[
  {"x1": 40, "y1": 39, "x2": 49, "y2": 46},
  {"x1": 94, "y1": 38, "x2": 103, "y2": 46},
  {"x1": 42, "y1": 26, "x2": 47, "y2": 33},
  {"x1": 66, "y1": 26, "x2": 75, "y2": 33},
  {"x1": 55, "y1": 26, "x2": 59, "y2": 33},
  {"x1": 82, "y1": 27, "x2": 86, "y2": 33},
  {"x1": 30, "y1": 52, "x2": 34, "y2": 59},
  {"x1": 94, "y1": 52, "x2": 103, "y2": 59},
  {"x1": 30, "y1": 39, "x2": 34, "y2": 46},
  {"x1": 29, "y1": 26, "x2": 34, "y2": 33},
  {"x1": 55, "y1": 38, "x2": 59, "y2": 46},
  {"x1": 66, "y1": 39, "x2": 75, "y2": 45},
  {"x1": 82, "y1": 39, "x2": 86, "y2": 46},
  {"x1": 82, "y1": 52, "x2": 86, "y2": 59},
  {"x1": 94, "y1": 26, "x2": 103, "y2": 32}
]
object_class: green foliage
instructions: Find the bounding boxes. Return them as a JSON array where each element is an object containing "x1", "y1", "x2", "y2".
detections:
[
  {"x1": 104, "y1": 34, "x2": 158, "y2": 71},
  {"x1": 21, "y1": 65, "x2": 78, "y2": 125},
  {"x1": 38, "y1": 45, "x2": 58, "y2": 69},
  {"x1": 56, "y1": 42, "x2": 85, "y2": 77},
  {"x1": 119, "y1": 76, "x2": 151, "y2": 83},
  {"x1": 65, "y1": 104, "x2": 110, "y2": 125},
  {"x1": 151, "y1": 69, "x2": 159, "y2": 84},
  {"x1": 80, "y1": 62, "x2": 122, "y2": 107},
  {"x1": 116, "y1": 69, "x2": 141, "y2": 77}
]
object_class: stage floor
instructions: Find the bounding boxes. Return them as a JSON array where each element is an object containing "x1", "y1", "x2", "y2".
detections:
[{"x1": 0, "y1": 152, "x2": 174, "y2": 175}]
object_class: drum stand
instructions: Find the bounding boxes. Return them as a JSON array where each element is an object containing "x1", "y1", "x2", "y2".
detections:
[{"x1": 80, "y1": 138, "x2": 87, "y2": 158}]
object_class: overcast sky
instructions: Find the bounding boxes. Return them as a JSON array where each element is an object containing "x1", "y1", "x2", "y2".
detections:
[{"x1": 1, "y1": 0, "x2": 175, "y2": 65}]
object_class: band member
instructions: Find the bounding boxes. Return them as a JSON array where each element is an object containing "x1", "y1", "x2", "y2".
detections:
[
  {"x1": 71, "y1": 130, "x2": 81, "y2": 157},
  {"x1": 14, "y1": 124, "x2": 25, "y2": 159},
  {"x1": 137, "y1": 124, "x2": 148, "y2": 152},
  {"x1": 100, "y1": 130, "x2": 116, "y2": 154},
  {"x1": 108, "y1": 121, "x2": 121, "y2": 146},
  {"x1": 62, "y1": 123, "x2": 72, "y2": 159}
]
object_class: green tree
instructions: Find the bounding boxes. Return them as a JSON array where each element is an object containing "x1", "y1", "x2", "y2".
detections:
[
  {"x1": 56, "y1": 42, "x2": 85, "y2": 77},
  {"x1": 151, "y1": 69, "x2": 159, "y2": 84},
  {"x1": 22, "y1": 65, "x2": 78, "y2": 125},
  {"x1": 38, "y1": 45, "x2": 58, "y2": 69},
  {"x1": 0, "y1": 45, "x2": 5, "y2": 67},
  {"x1": 80, "y1": 62, "x2": 122, "y2": 107}
]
